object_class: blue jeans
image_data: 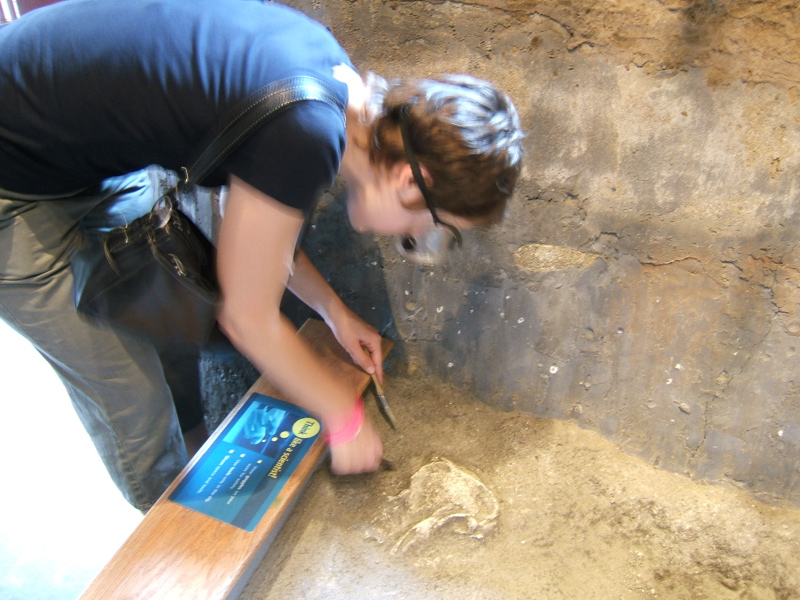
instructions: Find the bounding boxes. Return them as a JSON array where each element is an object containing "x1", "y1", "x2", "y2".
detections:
[{"x1": 0, "y1": 166, "x2": 194, "y2": 511}]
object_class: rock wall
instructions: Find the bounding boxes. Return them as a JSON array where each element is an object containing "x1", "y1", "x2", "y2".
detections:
[{"x1": 283, "y1": 0, "x2": 800, "y2": 506}]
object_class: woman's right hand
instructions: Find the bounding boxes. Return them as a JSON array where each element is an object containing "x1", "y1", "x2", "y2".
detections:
[{"x1": 328, "y1": 414, "x2": 383, "y2": 475}]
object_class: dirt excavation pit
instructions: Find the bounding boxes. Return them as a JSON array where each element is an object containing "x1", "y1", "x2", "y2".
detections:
[{"x1": 240, "y1": 371, "x2": 800, "y2": 600}]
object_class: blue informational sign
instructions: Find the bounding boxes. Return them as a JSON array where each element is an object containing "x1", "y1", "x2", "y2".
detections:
[{"x1": 169, "y1": 393, "x2": 322, "y2": 531}]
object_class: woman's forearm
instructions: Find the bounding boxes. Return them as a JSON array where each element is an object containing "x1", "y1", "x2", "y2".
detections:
[
  {"x1": 286, "y1": 249, "x2": 347, "y2": 325},
  {"x1": 218, "y1": 305, "x2": 360, "y2": 432}
]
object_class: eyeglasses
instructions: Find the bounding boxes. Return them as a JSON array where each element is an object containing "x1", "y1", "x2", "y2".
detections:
[{"x1": 396, "y1": 105, "x2": 462, "y2": 265}]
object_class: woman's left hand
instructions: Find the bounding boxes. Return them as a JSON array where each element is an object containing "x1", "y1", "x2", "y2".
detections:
[
  {"x1": 327, "y1": 307, "x2": 384, "y2": 384},
  {"x1": 282, "y1": 249, "x2": 385, "y2": 383}
]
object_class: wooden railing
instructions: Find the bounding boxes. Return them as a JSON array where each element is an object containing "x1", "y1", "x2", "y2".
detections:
[{"x1": 80, "y1": 319, "x2": 392, "y2": 600}]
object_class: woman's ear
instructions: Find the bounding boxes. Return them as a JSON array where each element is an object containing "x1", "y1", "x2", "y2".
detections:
[{"x1": 395, "y1": 162, "x2": 431, "y2": 210}]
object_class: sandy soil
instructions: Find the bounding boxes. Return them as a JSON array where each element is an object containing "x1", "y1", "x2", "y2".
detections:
[{"x1": 239, "y1": 370, "x2": 800, "y2": 600}]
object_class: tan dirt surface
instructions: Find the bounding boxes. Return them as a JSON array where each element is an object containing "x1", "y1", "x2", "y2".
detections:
[{"x1": 241, "y1": 370, "x2": 800, "y2": 600}]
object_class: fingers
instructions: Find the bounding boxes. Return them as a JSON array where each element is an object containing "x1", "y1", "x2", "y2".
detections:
[
  {"x1": 328, "y1": 312, "x2": 386, "y2": 384},
  {"x1": 372, "y1": 345, "x2": 384, "y2": 385},
  {"x1": 353, "y1": 344, "x2": 376, "y2": 376},
  {"x1": 359, "y1": 340, "x2": 384, "y2": 385},
  {"x1": 329, "y1": 417, "x2": 383, "y2": 475}
]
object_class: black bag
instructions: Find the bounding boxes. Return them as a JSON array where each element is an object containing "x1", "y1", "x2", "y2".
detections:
[
  {"x1": 72, "y1": 192, "x2": 219, "y2": 347},
  {"x1": 72, "y1": 76, "x2": 343, "y2": 347}
]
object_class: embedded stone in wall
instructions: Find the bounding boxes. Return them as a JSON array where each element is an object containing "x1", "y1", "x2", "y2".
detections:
[{"x1": 514, "y1": 243, "x2": 602, "y2": 271}]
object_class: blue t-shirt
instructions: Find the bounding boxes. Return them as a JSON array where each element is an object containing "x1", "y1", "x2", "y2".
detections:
[{"x1": 0, "y1": 0, "x2": 351, "y2": 212}]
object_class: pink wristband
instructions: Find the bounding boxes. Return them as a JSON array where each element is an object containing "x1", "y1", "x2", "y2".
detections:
[{"x1": 325, "y1": 396, "x2": 365, "y2": 446}]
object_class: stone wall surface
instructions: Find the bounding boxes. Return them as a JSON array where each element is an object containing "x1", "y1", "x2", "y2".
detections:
[{"x1": 278, "y1": 0, "x2": 800, "y2": 505}]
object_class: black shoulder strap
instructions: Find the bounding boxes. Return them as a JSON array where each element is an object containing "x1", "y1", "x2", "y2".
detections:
[{"x1": 181, "y1": 76, "x2": 345, "y2": 188}]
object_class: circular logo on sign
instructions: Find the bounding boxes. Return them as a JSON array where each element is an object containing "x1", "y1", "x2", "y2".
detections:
[{"x1": 292, "y1": 418, "x2": 321, "y2": 439}]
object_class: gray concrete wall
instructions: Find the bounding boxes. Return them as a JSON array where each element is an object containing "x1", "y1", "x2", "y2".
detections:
[{"x1": 278, "y1": 0, "x2": 800, "y2": 506}]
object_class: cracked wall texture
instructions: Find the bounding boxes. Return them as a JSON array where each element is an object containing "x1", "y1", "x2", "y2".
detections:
[{"x1": 283, "y1": 0, "x2": 800, "y2": 505}]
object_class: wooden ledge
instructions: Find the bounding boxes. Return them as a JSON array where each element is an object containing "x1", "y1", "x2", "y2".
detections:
[{"x1": 80, "y1": 319, "x2": 392, "y2": 600}]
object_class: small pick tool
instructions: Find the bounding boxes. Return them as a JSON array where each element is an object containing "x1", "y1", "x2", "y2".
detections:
[{"x1": 364, "y1": 347, "x2": 398, "y2": 430}]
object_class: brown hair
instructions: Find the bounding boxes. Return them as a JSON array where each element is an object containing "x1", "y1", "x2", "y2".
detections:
[{"x1": 366, "y1": 73, "x2": 524, "y2": 224}]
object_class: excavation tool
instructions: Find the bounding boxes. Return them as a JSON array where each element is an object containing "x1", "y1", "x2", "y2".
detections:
[{"x1": 364, "y1": 346, "x2": 398, "y2": 429}]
